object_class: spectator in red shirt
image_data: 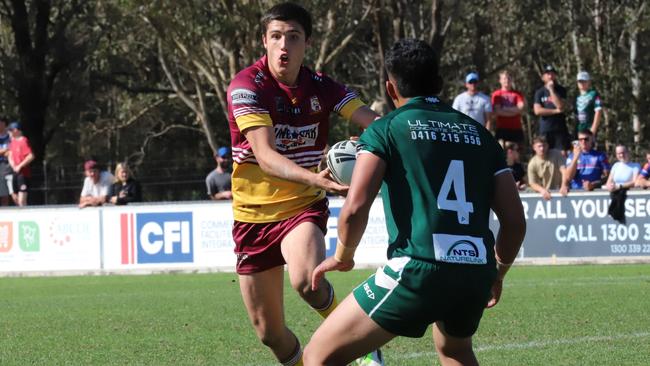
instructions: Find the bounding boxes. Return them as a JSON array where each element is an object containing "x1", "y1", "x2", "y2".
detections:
[
  {"x1": 491, "y1": 70, "x2": 526, "y2": 146},
  {"x1": 7, "y1": 122, "x2": 34, "y2": 206}
]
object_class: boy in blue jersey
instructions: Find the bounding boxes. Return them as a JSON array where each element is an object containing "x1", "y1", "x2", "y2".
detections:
[{"x1": 303, "y1": 39, "x2": 526, "y2": 366}]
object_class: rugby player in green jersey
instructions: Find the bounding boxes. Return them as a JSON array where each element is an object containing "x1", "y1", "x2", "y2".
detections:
[{"x1": 303, "y1": 39, "x2": 526, "y2": 366}]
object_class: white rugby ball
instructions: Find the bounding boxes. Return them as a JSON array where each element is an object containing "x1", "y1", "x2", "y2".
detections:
[{"x1": 326, "y1": 140, "x2": 358, "y2": 185}]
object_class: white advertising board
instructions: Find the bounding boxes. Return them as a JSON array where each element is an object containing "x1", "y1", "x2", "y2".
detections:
[
  {"x1": 327, "y1": 198, "x2": 389, "y2": 266},
  {"x1": 0, "y1": 208, "x2": 101, "y2": 272},
  {"x1": 101, "y1": 203, "x2": 237, "y2": 271}
]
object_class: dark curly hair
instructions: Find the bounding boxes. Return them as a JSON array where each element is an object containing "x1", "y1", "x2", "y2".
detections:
[{"x1": 384, "y1": 39, "x2": 442, "y2": 97}]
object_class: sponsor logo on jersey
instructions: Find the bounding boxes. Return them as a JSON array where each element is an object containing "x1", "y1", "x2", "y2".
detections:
[
  {"x1": 363, "y1": 282, "x2": 375, "y2": 299},
  {"x1": 425, "y1": 96, "x2": 440, "y2": 104},
  {"x1": 120, "y1": 212, "x2": 193, "y2": 264},
  {"x1": 275, "y1": 97, "x2": 285, "y2": 112},
  {"x1": 310, "y1": 96, "x2": 322, "y2": 114},
  {"x1": 231, "y1": 88, "x2": 258, "y2": 105},
  {"x1": 290, "y1": 107, "x2": 302, "y2": 115},
  {"x1": 433, "y1": 233, "x2": 486, "y2": 265},
  {"x1": 274, "y1": 123, "x2": 319, "y2": 151},
  {"x1": 254, "y1": 71, "x2": 265, "y2": 85}
]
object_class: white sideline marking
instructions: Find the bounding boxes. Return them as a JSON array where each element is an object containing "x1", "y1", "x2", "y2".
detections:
[{"x1": 395, "y1": 332, "x2": 650, "y2": 360}]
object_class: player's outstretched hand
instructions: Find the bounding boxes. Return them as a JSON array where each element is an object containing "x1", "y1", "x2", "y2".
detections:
[
  {"x1": 311, "y1": 257, "x2": 355, "y2": 291},
  {"x1": 315, "y1": 168, "x2": 349, "y2": 196},
  {"x1": 486, "y1": 278, "x2": 503, "y2": 308}
]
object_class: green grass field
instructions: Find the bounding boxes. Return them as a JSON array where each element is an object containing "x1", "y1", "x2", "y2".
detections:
[{"x1": 1, "y1": 264, "x2": 649, "y2": 365}]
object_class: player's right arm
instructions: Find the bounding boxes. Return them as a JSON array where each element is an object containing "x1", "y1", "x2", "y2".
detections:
[
  {"x1": 487, "y1": 171, "x2": 526, "y2": 308},
  {"x1": 311, "y1": 151, "x2": 386, "y2": 290},
  {"x1": 244, "y1": 125, "x2": 347, "y2": 195}
]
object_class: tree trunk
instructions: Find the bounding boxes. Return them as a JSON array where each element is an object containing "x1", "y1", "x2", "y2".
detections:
[
  {"x1": 568, "y1": 0, "x2": 583, "y2": 72},
  {"x1": 9, "y1": 0, "x2": 51, "y2": 162},
  {"x1": 629, "y1": 21, "x2": 641, "y2": 149}
]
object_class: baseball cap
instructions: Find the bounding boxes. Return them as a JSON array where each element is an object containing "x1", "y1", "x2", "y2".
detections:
[
  {"x1": 465, "y1": 72, "x2": 479, "y2": 83},
  {"x1": 217, "y1": 146, "x2": 230, "y2": 158},
  {"x1": 543, "y1": 64, "x2": 556, "y2": 73},
  {"x1": 576, "y1": 71, "x2": 591, "y2": 81},
  {"x1": 84, "y1": 160, "x2": 98, "y2": 171},
  {"x1": 7, "y1": 121, "x2": 21, "y2": 130}
]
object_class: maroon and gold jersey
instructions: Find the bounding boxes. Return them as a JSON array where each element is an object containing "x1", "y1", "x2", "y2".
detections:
[{"x1": 227, "y1": 56, "x2": 365, "y2": 222}]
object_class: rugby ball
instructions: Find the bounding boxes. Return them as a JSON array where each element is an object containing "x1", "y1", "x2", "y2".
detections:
[{"x1": 326, "y1": 140, "x2": 358, "y2": 185}]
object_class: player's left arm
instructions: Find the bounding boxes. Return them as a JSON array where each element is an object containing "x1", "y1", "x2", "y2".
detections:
[
  {"x1": 348, "y1": 105, "x2": 379, "y2": 129},
  {"x1": 311, "y1": 152, "x2": 386, "y2": 290},
  {"x1": 487, "y1": 170, "x2": 526, "y2": 308}
]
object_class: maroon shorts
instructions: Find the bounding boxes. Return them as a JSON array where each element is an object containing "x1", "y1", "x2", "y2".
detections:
[{"x1": 232, "y1": 199, "x2": 329, "y2": 274}]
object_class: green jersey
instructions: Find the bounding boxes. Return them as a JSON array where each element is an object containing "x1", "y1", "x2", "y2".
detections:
[
  {"x1": 358, "y1": 96, "x2": 508, "y2": 266},
  {"x1": 575, "y1": 89, "x2": 602, "y2": 133}
]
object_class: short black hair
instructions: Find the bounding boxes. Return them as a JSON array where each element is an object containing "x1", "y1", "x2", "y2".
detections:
[
  {"x1": 261, "y1": 2, "x2": 312, "y2": 39},
  {"x1": 577, "y1": 128, "x2": 593, "y2": 136},
  {"x1": 384, "y1": 39, "x2": 442, "y2": 97}
]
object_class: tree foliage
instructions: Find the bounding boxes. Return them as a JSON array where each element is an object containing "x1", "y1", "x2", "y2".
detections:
[{"x1": 0, "y1": 0, "x2": 648, "y2": 204}]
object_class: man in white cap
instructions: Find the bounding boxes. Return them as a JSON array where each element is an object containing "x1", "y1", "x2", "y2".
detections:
[
  {"x1": 575, "y1": 71, "x2": 603, "y2": 138},
  {"x1": 452, "y1": 72, "x2": 492, "y2": 129}
]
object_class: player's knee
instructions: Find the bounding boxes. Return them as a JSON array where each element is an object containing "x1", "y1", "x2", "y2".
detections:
[
  {"x1": 302, "y1": 345, "x2": 318, "y2": 365},
  {"x1": 257, "y1": 328, "x2": 283, "y2": 349},
  {"x1": 303, "y1": 344, "x2": 337, "y2": 366},
  {"x1": 291, "y1": 276, "x2": 315, "y2": 298},
  {"x1": 251, "y1": 322, "x2": 284, "y2": 348},
  {"x1": 435, "y1": 341, "x2": 474, "y2": 362}
]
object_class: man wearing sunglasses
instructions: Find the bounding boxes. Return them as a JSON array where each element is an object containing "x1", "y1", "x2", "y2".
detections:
[
  {"x1": 452, "y1": 72, "x2": 492, "y2": 130},
  {"x1": 560, "y1": 129, "x2": 610, "y2": 195}
]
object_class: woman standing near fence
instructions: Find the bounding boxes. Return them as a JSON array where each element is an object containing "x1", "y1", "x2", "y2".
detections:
[{"x1": 108, "y1": 163, "x2": 142, "y2": 205}]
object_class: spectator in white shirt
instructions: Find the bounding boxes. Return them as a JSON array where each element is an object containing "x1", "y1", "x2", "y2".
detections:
[
  {"x1": 452, "y1": 72, "x2": 493, "y2": 129},
  {"x1": 79, "y1": 160, "x2": 114, "y2": 208},
  {"x1": 605, "y1": 145, "x2": 640, "y2": 192}
]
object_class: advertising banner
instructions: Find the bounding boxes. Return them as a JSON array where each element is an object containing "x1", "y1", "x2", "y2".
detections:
[
  {"x1": 0, "y1": 208, "x2": 101, "y2": 272},
  {"x1": 101, "y1": 203, "x2": 237, "y2": 270},
  {"x1": 490, "y1": 191, "x2": 650, "y2": 258},
  {"x1": 327, "y1": 198, "x2": 389, "y2": 265}
]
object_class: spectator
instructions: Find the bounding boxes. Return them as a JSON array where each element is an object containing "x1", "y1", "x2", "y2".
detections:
[
  {"x1": 205, "y1": 146, "x2": 232, "y2": 200},
  {"x1": 0, "y1": 117, "x2": 11, "y2": 206},
  {"x1": 79, "y1": 160, "x2": 114, "y2": 208},
  {"x1": 634, "y1": 151, "x2": 650, "y2": 189},
  {"x1": 575, "y1": 71, "x2": 603, "y2": 138},
  {"x1": 7, "y1": 122, "x2": 34, "y2": 207},
  {"x1": 505, "y1": 142, "x2": 527, "y2": 190},
  {"x1": 527, "y1": 135, "x2": 566, "y2": 200},
  {"x1": 560, "y1": 129, "x2": 610, "y2": 195},
  {"x1": 606, "y1": 144, "x2": 637, "y2": 224},
  {"x1": 534, "y1": 65, "x2": 570, "y2": 151},
  {"x1": 108, "y1": 163, "x2": 142, "y2": 205},
  {"x1": 605, "y1": 145, "x2": 639, "y2": 192},
  {"x1": 452, "y1": 72, "x2": 492, "y2": 129},
  {"x1": 491, "y1": 70, "x2": 526, "y2": 146}
]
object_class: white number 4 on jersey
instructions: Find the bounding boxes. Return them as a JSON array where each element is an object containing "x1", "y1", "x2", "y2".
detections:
[{"x1": 437, "y1": 160, "x2": 474, "y2": 225}]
